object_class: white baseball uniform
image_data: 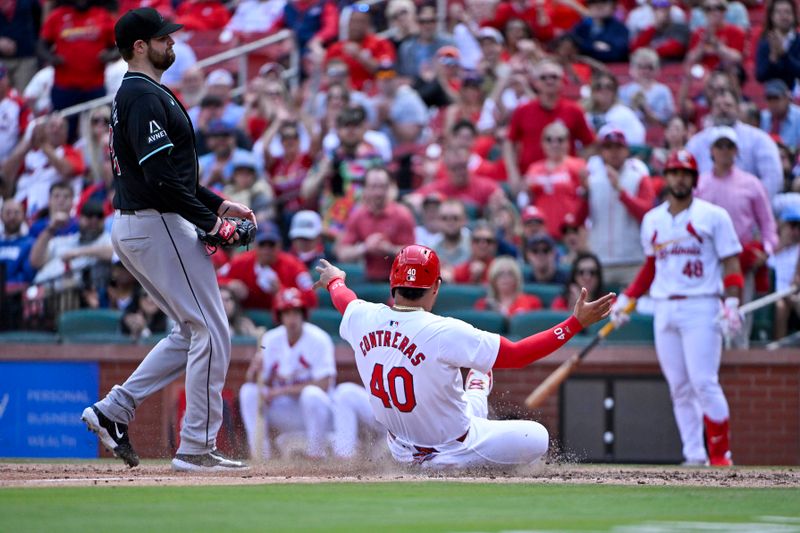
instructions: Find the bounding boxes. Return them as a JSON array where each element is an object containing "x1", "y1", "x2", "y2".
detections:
[
  {"x1": 339, "y1": 300, "x2": 549, "y2": 468},
  {"x1": 239, "y1": 322, "x2": 378, "y2": 459},
  {"x1": 641, "y1": 198, "x2": 742, "y2": 463}
]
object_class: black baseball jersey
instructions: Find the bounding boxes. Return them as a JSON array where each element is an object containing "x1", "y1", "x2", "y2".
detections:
[{"x1": 110, "y1": 71, "x2": 221, "y2": 231}]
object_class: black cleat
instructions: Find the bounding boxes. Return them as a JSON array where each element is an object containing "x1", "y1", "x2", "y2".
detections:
[
  {"x1": 81, "y1": 406, "x2": 140, "y2": 468},
  {"x1": 171, "y1": 449, "x2": 249, "y2": 472}
]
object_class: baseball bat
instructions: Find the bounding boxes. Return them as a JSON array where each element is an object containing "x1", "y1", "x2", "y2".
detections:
[
  {"x1": 738, "y1": 285, "x2": 798, "y2": 316},
  {"x1": 524, "y1": 299, "x2": 636, "y2": 410}
]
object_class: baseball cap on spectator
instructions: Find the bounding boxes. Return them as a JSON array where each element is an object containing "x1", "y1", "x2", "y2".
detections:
[
  {"x1": 437, "y1": 45, "x2": 461, "y2": 66},
  {"x1": 598, "y1": 125, "x2": 627, "y2": 146},
  {"x1": 376, "y1": 59, "x2": 397, "y2": 80},
  {"x1": 477, "y1": 27, "x2": 504, "y2": 44},
  {"x1": 560, "y1": 213, "x2": 581, "y2": 233},
  {"x1": 526, "y1": 233, "x2": 556, "y2": 250},
  {"x1": 462, "y1": 71, "x2": 484, "y2": 87},
  {"x1": 231, "y1": 152, "x2": 258, "y2": 172},
  {"x1": 709, "y1": 125, "x2": 738, "y2": 146},
  {"x1": 289, "y1": 210, "x2": 323, "y2": 240},
  {"x1": 256, "y1": 221, "x2": 282, "y2": 244},
  {"x1": 206, "y1": 119, "x2": 235, "y2": 136},
  {"x1": 651, "y1": 0, "x2": 671, "y2": 7},
  {"x1": 115, "y1": 7, "x2": 183, "y2": 51},
  {"x1": 337, "y1": 105, "x2": 367, "y2": 127},
  {"x1": 521, "y1": 205, "x2": 545, "y2": 223},
  {"x1": 780, "y1": 205, "x2": 800, "y2": 223},
  {"x1": 206, "y1": 68, "x2": 234, "y2": 87},
  {"x1": 764, "y1": 79, "x2": 790, "y2": 98},
  {"x1": 422, "y1": 192, "x2": 445, "y2": 206},
  {"x1": 80, "y1": 200, "x2": 106, "y2": 218}
]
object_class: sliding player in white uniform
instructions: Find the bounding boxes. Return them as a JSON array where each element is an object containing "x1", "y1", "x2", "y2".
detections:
[
  {"x1": 314, "y1": 245, "x2": 614, "y2": 468},
  {"x1": 611, "y1": 150, "x2": 743, "y2": 466},
  {"x1": 239, "y1": 288, "x2": 378, "y2": 460}
]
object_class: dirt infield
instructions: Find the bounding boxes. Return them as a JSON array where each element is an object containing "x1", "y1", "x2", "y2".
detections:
[{"x1": 2, "y1": 461, "x2": 798, "y2": 489}]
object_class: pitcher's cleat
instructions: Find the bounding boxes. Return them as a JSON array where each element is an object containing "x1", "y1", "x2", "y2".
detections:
[
  {"x1": 81, "y1": 406, "x2": 140, "y2": 468},
  {"x1": 172, "y1": 450, "x2": 249, "y2": 472}
]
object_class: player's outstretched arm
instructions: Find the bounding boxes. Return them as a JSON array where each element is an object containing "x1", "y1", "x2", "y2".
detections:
[
  {"x1": 494, "y1": 288, "x2": 615, "y2": 369},
  {"x1": 314, "y1": 259, "x2": 358, "y2": 314}
]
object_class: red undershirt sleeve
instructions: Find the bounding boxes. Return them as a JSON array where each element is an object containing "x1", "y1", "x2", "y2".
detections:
[
  {"x1": 328, "y1": 277, "x2": 357, "y2": 315},
  {"x1": 494, "y1": 315, "x2": 584, "y2": 369},
  {"x1": 623, "y1": 256, "x2": 656, "y2": 298}
]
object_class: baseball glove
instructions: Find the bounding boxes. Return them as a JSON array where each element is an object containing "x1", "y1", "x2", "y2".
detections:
[{"x1": 196, "y1": 217, "x2": 257, "y2": 251}]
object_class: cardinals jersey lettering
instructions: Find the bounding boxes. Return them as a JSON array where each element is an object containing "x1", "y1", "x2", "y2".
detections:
[
  {"x1": 340, "y1": 300, "x2": 500, "y2": 447},
  {"x1": 260, "y1": 323, "x2": 336, "y2": 390},
  {"x1": 641, "y1": 199, "x2": 742, "y2": 299}
]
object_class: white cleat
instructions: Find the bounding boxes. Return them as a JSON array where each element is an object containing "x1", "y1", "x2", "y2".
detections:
[{"x1": 465, "y1": 369, "x2": 493, "y2": 395}]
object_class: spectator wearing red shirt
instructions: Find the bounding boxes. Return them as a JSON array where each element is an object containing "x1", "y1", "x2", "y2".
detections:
[
  {"x1": 262, "y1": 119, "x2": 313, "y2": 227},
  {"x1": 175, "y1": 0, "x2": 230, "y2": 31},
  {"x1": 0, "y1": 65, "x2": 30, "y2": 167},
  {"x1": 452, "y1": 220, "x2": 500, "y2": 284},
  {"x1": 324, "y1": 3, "x2": 395, "y2": 92},
  {"x1": 474, "y1": 256, "x2": 543, "y2": 316},
  {"x1": 217, "y1": 222, "x2": 317, "y2": 311},
  {"x1": 414, "y1": 142, "x2": 504, "y2": 216},
  {"x1": 117, "y1": 0, "x2": 175, "y2": 21},
  {"x1": 504, "y1": 59, "x2": 594, "y2": 192},
  {"x1": 334, "y1": 167, "x2": 416, "y2": 282},
  {"x1": 630, "y1": 0, "x2": 690, "y2": 61},
  {"x1": 522, "y1": 121, "x2": 588, "y2": 239},
  {"x1": 483, "y1": 0, "x2": 556, "y2": 44},
  {"x1": 39, "y1": 0, "x2": 117, "y2": 131},
  {"x1": 686, "y1": 0, "x2": 745, "y2": 71}
]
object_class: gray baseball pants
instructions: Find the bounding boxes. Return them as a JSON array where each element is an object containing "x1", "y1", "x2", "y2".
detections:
[{"x1": 96, "y1": 209, "x2": 231, "y2": 455}]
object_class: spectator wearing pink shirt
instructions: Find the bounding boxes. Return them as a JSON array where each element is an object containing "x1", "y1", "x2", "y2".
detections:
[{"x1": 695, "y1": 126, "x2": 778, "y2": 348}]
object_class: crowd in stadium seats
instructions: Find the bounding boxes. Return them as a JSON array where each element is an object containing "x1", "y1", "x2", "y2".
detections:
[{"x1": 1, "y1": 0, "x2": 799, "y2": 345}]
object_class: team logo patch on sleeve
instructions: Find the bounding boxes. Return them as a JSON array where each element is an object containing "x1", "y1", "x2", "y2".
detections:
[{"x1": 147, "y1": 120, "x2": 166, "y2": 144}]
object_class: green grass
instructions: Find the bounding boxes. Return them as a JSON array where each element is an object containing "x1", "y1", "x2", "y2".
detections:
[{"x1": 2, "y1": 482, "x2": 800, "y2": 532}]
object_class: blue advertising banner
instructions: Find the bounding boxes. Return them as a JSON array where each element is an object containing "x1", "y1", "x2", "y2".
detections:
[{"x1": 0, "y1": 362, "x2": 99, "y2": 458}]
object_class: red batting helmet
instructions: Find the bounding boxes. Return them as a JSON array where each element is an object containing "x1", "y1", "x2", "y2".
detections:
[
  {"x1": 664, "y1": 150, "x2": 699, "y2": 183},
  {"x1": 390, "y1": 245, "x2": 441, "y2": 290},
  {"x1": 273, "y1": 287, "x2": 307, "y2": 322}
]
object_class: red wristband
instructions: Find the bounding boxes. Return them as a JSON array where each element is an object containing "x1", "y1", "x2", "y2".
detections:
[{"x1": 723, "y1": 272, "x2": 744, "y2": 290}]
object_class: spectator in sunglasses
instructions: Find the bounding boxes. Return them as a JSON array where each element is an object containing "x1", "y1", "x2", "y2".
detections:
[
  {"x1": 523, "y1": 233, "x2": 570, "y2": 284},
  {"x1": 629, "y1": 0, "x2": 690, "y2": 61},
  {"x1": 385, "y1": 0, "x2": 419, "y2": 51},
  {"x1": 585, "y1": 72, "x2": 646, "y2": 146},
  {"x1": 685, "y1": 0, "x2": 746, "y2": 71},
  {"x1": 397, "y1": 5, "x2": 454, "y2": 78},
  {"x1": 551, "y1": 252, "x2": 604, "y2": 310},
  {"x1": 453, "y1": 220, "x2": 501, "y2": 284}
]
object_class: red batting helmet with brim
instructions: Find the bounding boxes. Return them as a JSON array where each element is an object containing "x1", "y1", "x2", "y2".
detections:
[
  {"x1": 273, "y1": 287, "x2": 307, "y2": 322},
  {"x1": 664, "y1": 149, "x2": 698, "y2": 182},
  {"x1": 390, "y1": 245, "x2": 441, "y2": 290}
]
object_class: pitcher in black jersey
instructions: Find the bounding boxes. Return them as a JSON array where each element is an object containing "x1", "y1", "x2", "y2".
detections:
[{"x1": 81, "y1": 7, "x2": 254, "y2": 472}]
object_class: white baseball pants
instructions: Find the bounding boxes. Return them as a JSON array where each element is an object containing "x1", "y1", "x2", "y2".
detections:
[
  {"x1": 239, "y1": 382, "x2": 378, "y2": 459},
  {"x1": 386, "y1": 389, "x2": 549, "y2": 468},
  {"x1": 654, "y1": 297, "x2": 730, "y2": 463}
]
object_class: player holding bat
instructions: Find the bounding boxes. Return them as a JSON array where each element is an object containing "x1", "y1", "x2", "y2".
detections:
[
  {"x1": 610, "y1": 150, "x2": 743, "y2": 466},
  {"x1": 315, "y1": 245, "x2": 614, "y2": 468}
]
